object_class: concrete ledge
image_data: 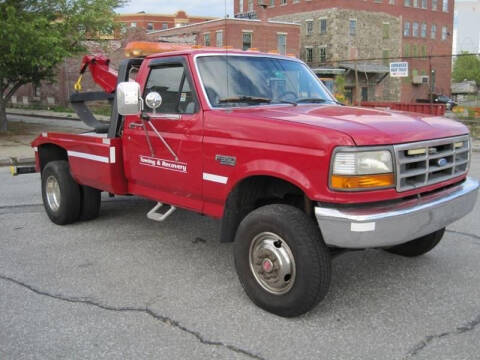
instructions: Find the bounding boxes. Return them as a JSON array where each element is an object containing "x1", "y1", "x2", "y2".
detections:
[
  {"x1": 0, "y1": 157, "x2": 36, "y2": 168},
  {"x1": 6, "y1": 108, "x2": 110, "y2": 122}
]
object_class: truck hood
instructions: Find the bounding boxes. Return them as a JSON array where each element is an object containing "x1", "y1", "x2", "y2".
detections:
[{"x1": 237, "y1": 105, "x2": 468, "y2": 146}]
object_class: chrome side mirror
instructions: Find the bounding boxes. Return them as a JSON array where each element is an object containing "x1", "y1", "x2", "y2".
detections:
[
  {"x1": 117, "y1": 82, "x2": 142, "y2": 116},
  {"x1": 145, "y1": 92, "x2": 163, "y2": 114}
]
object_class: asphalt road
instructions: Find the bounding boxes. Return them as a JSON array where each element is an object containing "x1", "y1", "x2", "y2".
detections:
[{"x1": 0, "y1": 155, "x2": 479, "y2": 360}]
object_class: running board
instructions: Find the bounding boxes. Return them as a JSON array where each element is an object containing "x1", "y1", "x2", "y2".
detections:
[{"x1": 147, "y1": 202, "x2": 176, "y2": 222}]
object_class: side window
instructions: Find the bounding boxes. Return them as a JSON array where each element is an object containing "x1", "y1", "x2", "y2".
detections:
[{"x1": 144, "y1": 63, "x2": 197, "y2": 114}]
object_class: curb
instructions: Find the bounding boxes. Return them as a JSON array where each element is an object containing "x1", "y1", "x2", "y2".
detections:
[
  {"x1": 6, "y1": 109, "x2": 110, "y2": 122},
  {"x1": 7, "y1": 111, "x2": 81, "y2": 122},
  {"x1": 0, "y1": 157, "x2": 36, "y2": 168}
]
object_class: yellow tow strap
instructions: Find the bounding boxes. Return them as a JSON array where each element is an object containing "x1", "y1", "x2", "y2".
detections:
[{"x1": 74, "y1": 74, "x2": 83, "y2": 92}]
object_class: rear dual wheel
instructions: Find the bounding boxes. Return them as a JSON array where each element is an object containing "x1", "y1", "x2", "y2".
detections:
[
  {"x1": 41, "y1": 160, "x2": 101, "y2": 225},
  {"x1": 234, "y1": 204, "x2": 331, "y2": 317}
]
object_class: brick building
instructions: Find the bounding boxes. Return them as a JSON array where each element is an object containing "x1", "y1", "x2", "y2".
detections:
[
  {"x1": 146, "y1": 18, "x2": 301, "y2": 56},
  {"x1": 116, "y1": 11, "x2": 217, "y2": 32},
  {"x1": 235, "y1": 0, "x2": 455, "y2": 103}
]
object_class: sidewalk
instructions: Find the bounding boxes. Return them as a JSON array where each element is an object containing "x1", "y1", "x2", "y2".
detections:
[
  {"x1": 0, "y1": 111, "x2": 90, "y2": 167},
  {"x1": 6, "y1": 107, "x2": 110, "y2": 122}
]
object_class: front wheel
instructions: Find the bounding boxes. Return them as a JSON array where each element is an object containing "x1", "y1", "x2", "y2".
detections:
[
  {"x1": 233, "y1": 204, "x2": 331, "y2": 317},
  {"x1": 385, "y1": 228, "x2": 445, "y2": 257}
]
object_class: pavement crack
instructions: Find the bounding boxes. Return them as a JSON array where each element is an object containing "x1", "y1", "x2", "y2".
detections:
[
  {"x1": 446, "y1": 229, "x2": 480, "y2": 244},
  {"x1": 403, "y1": 313, "x2": 480, "y2": 359},
  {"x1": 0, "y1": 274, "x2": 265, "y2": 360}
]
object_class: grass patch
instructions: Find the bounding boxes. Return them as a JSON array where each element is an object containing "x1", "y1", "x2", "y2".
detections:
[{"x1": 0, "y1": 121, "x2": 44, "y2": 138}]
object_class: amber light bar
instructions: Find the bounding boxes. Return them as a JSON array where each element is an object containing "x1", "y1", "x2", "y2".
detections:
[
  {"x1": 125, "y1": 41, "x2": 196, "y2": 57},
  {"x1": 331, "y1": 174, "x2": 395, "y2": 190}
]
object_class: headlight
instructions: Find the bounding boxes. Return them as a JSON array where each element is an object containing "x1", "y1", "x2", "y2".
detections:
[{"x1": 331, "y1": 149, "x2": 395, "y2": 191}]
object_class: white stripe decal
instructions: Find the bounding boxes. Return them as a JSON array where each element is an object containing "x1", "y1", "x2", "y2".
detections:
[
  {"x1": 67, "y1": 151, "x2": 109, "y2": 164},
  {"x1": 203, "y1": 172, "x2": 228, "y2": 184},
  {"x1": 109, "y1": 147, "x2": 116, "y2": 164}
]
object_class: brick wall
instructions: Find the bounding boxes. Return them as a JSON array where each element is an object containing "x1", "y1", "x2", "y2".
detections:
[
  {"x1": 116, "y1": 10, "x2": 217, "y2": 32},
  {"x1": 146, "y1": 18, "x2": 301, "y2": 56}
]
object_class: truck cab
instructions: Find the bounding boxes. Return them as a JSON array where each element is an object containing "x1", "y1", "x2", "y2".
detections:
[{"x1": 31, "y1": 46, "x2": 479, "y2": 317}]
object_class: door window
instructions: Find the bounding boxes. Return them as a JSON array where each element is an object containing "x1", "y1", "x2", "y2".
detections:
[{"x1": 144, "y1": 63, "x2": 197, "y2": 114}]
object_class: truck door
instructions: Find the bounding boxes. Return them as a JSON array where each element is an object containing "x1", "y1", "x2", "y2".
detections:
[{"x1": 122, "y1": 56, "x2": 203, "y2": 212}]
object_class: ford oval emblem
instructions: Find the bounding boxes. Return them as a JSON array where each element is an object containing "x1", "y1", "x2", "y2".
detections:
[{"x1": 437, "y1": 158, "x2": 448, "y2": 167}]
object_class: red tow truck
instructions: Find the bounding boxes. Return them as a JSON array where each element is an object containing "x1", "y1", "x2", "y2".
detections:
[{"x1": 27, "y1": 42, "x2": 478, "y2": 317}]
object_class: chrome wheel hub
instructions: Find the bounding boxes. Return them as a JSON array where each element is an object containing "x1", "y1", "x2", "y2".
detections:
[
  {"x1": 249, "y1": 232, "x2": 296, "y2": 295},
  {"x1": 45, "y1": 175, "x2": 61, "y2": 211}
]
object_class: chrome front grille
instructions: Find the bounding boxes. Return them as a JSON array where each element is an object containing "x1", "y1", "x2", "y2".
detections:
[{"x1": 394, "y1": 135, "x2": 470, "y2": 192}]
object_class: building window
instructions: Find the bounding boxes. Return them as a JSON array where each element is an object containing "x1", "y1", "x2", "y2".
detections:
[
  {"x1": 248, "y1": 0, "x2": 253, "y2": 12},
  {"x1": 431, "y1": 24, "x2": 437, "y2": 39},
  {"x1": 442, "y1": 0, "x2": 448, "y2": 12},
  {"x1": 389, "y1": 0, "x2": 395, "y2": 4},
  {"x1": 404, "y1": 44, "x2": 410, "y2": 57},
  {"x1": 320, "y1": 18, "x2": 327, "y2": 34},
  {"x1": 130, "y1": 22, "x2": 136, "y2": 27},
  {"x1": 432, "y1": 0, "x2": 438, "y2": 10},
  {"x1": 441, "y1": 26, "x2": 448, "y2": 40},
  {"x1": 421, "y1": 45, "x2": 427, "y2": 57},
  {"x1": 421, "y1": 23, "x2": 427, "y2": 38},
  {"x1": 239, "y1": 0, "x2": 244, "y2": 12},
  {"x1": 216, "y1": 31, "x2": 223, "y2": 47},
  {"x1": 146, "y1": 23, "x2": 153, "y2": 31},
  {"x1": 306, "y1": 20, "x2": 313, "y2": 35},
  {"x1": 421, "y1": 0, "x2": 427, "y2": 8},
  {"x1": 404, "y1": 21, "x2": 411, "y2": 37},
  {"x1": 242, "y1": 32, "x2": 252, "y2": 50},
  {"x1": 277, "y1": 34, "x2": 287, "y2": 55},
  {"x1": 383, "y1": 50, "x2": 390, "y2": 65},
  {"x1": 412, "y1": 22, "x2": 419, "y2": 37},
  {"x1": 349, "y1": 19, "x2": 356, "y2": 36},
  {"x1": 319, "y1": 46, "x2": 327, "y2": 63},
  {"x1": 270, "y1": 0, "x2": 275, "y2": 6},
  {"x1": 305, "y1": 47, "x2": 313, "y2": 63},
  {"x1": 162, "y1": 23, "x2": 168, "y2": 29},
  {"x1": 412, "y1": 44, "x2": 417, "y2": 57},
  {"x1": 204, "y1": 33, "x2": 211, "y2": 46},
  {"x1": 33, "y1": 85, "x2": 41, "y2": 98},
  {"x1": 413, "y1": 0, "x2": 418, "y2": 7},
  {"x1": 404, "y1": 0, "x2": 411, "y2": 6},
  {"x1": 280, "y1": 0, "x2": 287, "y2": 4},
  {"x1": 383, "y1": 23, "x2": 390, "y2": 39}
]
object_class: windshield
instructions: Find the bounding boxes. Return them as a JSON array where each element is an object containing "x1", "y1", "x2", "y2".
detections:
[{"x1": 196, "y1": 55, "x2": 334, "y2": 108}]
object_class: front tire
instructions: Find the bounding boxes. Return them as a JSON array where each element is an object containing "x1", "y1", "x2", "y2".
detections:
[
  {"x1": 385, "y1": 228, "x2": 445, "y2": 257},
  {"x1": 41, "y1": 160, "x2": 81, "y2": 225},
  {"x1": 234, "y1": 204, "x2": 331, "y2": 317}
]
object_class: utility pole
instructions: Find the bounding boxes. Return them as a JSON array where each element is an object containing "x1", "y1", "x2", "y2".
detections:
[{"x1": 354, "y1": 59, "x2": 360, "y2": 106}]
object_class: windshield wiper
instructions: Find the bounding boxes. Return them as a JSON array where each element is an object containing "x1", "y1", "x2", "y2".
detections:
[
  {"x1": 295, "y1": 98, "x2": 328, "y2": 104},
  {"x1": 218, "y1": 96, "x2": 272, "y2": 104}
]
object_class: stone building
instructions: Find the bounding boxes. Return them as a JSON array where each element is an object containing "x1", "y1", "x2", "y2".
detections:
[
  {"x1": 271, "y1": 8, "x2": 402, "y2": 102},
  {"x1": 235, "y1": 0, "x2": 455, "y2": 103}
]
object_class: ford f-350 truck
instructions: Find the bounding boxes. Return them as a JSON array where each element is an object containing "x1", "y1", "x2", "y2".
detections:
[{"x1": 29, "y1": 43, "x2": 479, "y2": 317}]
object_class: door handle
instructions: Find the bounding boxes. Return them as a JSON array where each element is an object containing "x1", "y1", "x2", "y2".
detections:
[{"x1": 129, "y1": 122, "x2": 144, "y2": 129}]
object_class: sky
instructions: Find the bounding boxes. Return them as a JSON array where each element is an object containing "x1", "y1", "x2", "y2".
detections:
[{"x1": 117, "y1": 0, "x2": 234, "y2": 17}]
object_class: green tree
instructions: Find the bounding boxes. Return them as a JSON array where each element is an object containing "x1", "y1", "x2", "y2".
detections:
[
  {"x1": 452, "y1": 52, "x2": 480, "y2": 85},
  {"x1": 0, "y1": 0, "x2": 126, "y2": 133}
]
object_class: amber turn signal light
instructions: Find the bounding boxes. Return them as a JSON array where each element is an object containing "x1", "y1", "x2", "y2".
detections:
[{"x1": 331, "y1": 174, "x2": 394, "y2": 190}]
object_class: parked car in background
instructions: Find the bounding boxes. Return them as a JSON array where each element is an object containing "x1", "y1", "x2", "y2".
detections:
[{"x1": 434, "y1": 95, "x2": 457, "y2": 110}]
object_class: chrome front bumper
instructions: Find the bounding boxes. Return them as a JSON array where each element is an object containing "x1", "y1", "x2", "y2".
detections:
[{"x1": 315, "y1": 177, "x2": 479, "y2": 249}]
